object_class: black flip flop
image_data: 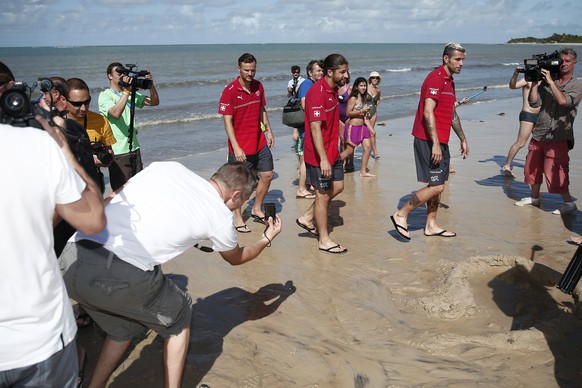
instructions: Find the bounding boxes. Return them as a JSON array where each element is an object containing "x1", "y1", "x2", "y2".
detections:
[
  {"x1": 296, "y1": 219, "x2": 319, "y2": 237},
  {"x1": 319, "y1": 244, "x2": 348, "y2": 254},
  {"x1": 390, "y1": 215, "x2": 411, "y2": 241},
  {"x1": 235, "y1": 225, "x2": 251, "y2": 233}
]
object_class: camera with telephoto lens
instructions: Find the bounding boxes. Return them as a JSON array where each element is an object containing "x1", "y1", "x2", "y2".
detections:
[
  {"x1": 517, "y1": 51, "x2": 563, "y2": 83},
  {"x1": 91, "y1": 141, "x2": 113, "y2": 166},
  {"x1": 116, "y1": 64, "x2": 152, "y2": 90},
  {"x1": 0, "y1": 78, "x2": 54, "y2": 128}
]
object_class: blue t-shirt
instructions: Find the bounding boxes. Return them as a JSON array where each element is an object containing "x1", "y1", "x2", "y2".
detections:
[{"x1": 297, "y1": 79, "x2": 314, "y2": 100}]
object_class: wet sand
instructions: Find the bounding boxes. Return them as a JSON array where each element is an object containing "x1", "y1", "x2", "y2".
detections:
[{"x1": 79, "y1": 97, "x2": 582, "y2": 387}]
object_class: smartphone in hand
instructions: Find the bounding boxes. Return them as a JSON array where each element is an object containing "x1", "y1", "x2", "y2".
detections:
[{"x1": 264, "y1": 203, "x2": 276, "y2": 221}]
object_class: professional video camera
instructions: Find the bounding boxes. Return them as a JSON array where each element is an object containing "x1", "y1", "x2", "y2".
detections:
[
  {"x1": 116, "y1": 64, "x2": 152, "y2": 90},
  {"x1": 0, "y1": 78, "x2": 53, "y2": 128},
  {"x1": 517, "y1": 50, "x2": 563, "y2": 83}
]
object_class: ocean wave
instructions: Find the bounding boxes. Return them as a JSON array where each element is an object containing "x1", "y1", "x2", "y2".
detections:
[
  {"x1": 384, "y1": 68, "x2": 412, "y2": 73},
  {"x1": 140, "y1": 113, "x2": 222, "y2": 127}
]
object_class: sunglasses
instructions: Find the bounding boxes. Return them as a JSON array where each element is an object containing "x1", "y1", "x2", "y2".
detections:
[
  {"x1": 370, "y1": 76, "x2": 380, "y2": 79},
  {"x1": 68, "y1": 97, "x2": 91, "y2": 107}
]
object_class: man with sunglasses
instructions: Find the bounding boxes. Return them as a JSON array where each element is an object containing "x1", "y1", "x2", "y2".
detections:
[
  {"x1": 99, "y1": 62, "x2": 159, "y2": 191},
  {"x1": 66, "y1": 78, "x2": 116, "y2": 193}
]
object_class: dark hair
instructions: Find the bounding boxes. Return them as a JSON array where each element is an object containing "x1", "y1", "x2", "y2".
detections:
[
  {"x1": 50, "y1": 76, "x2": 67, "y2": 97},
  {"x1": 66, "y1": 77, "x2": 90, "y2": 94},
  {"x1": 0, "y1": 62, "x2": 15, "y2": 83},
  {"x1": 305, "y1": 59, "x2": 323, "y2": 78},
  {"x1": 322, "y1": 53, "x2": 348, "y2": 73},
  {"x1": 291, "y1": 65, "x2": 300, "y2": 73},
  {"x1": 238, "y1": 53, "x2": 257, "y2": 66},
  {"x1": 107, "y1": 62, "x2": 123, "y2": 75},
  {"x1": 211, "y1": 162, "x2": 257, "y2": 199},
  {"x1": 350, "y1": 77, "x2": 368, "y2": 98},
  {"x1": 561, "y1": 48, "x2": 578, "y2": 60}
]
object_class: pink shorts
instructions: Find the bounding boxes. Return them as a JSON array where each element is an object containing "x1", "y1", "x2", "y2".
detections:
[
  {"x1": 344, "y1": 124, "x2": 370, "y2": 146},
  {"x1": 524, "y1": 139, "x2": 570, "y2": 193}
]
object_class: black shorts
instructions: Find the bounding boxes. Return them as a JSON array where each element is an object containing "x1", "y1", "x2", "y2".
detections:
[
  {"x1": 228, "y1": 145, "x2": 274, "y2": 172},
  {"x1": 413, "y1": 137, "x2": 450, "y2": 185},
  {"x1": 305, "y1": 158, "x2": 344, "y2": 190},
  {"x1": 519, "y1": 111, "x2": 539, "y2": 124}
]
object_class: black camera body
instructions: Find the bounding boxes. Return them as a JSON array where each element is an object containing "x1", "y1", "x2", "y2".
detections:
[
  {"x1": 91, "y1": 141, "x2": 113, "y2": 166},
  {"x1": 518, "y1": 51, "x2": 563, "y2": 82},
  {"x1": 116, "y1": 64, "x2": 152, "y2": 90},
  {"x1": 0, "y1": 79, "x2": 54, "y2": 128}
]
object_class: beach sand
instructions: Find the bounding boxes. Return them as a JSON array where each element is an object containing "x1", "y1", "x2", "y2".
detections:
[{"x1": 78, "y1": 97, "x2": 582, "y2": 387}]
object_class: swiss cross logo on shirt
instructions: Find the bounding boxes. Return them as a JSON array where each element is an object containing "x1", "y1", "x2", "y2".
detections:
[
  {"x1": 429, "y1": 88, "x2": 439, "y2": 95},
  {"x1": 313, "y1": 110, "x2": 321, "y2": 118},
  {"x1": 220, "y1": 103, "x2": 228, "y2": 111}
]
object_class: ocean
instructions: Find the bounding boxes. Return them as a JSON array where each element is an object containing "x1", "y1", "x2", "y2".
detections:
[{"x1": 0, "y1": 43, "x2": 564, "y2": 163}]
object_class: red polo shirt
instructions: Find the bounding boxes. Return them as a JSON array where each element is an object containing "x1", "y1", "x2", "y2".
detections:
[
  {"x1": 411, "y1": 65, "x2": 456, "y2": 144},
  {"x1": 218, "y1": 77, "x2": 267, "y2": 155},
  {"x1": 303, "y1": 77, "x2": 340, "y2": 166}
]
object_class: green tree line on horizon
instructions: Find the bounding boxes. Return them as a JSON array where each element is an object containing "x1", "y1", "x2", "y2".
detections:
[{"x1": 508, "y1": 33, "x2": 582, "y2": 44}]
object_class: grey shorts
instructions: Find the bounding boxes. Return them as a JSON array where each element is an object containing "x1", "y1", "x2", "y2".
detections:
[
  {"x1": 519, "y1": 111, "x2": 539, "y2": 124},
  {"x1": 228, "y1": 145, "x2": 274, "y2": 172},
  {"x1": 413, "y1": 137, "x2": 450, "y2": 185},
  {"x1": 59, "y1": 241, "x2": 192, "y2": 341}
]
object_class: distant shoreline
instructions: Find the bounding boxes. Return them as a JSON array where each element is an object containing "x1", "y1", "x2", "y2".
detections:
[{"x1": 508, "y1": 42, "x2": 582, "y2": 45}]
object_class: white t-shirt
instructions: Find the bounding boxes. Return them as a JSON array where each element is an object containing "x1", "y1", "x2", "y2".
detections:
[
  {"x1": 74, "y1": 161, "x2": 237, "y2": 271},
  {"x1": 0, "y1": 124, "x2": 85, "y2": 371},
  {"x1": 288, "y1": 76, "x2": 305, "y2": 91}
]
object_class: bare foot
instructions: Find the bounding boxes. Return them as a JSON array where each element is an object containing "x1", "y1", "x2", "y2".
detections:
[
  {"x1": 360, "y1": 172, "x2": 376, "y2": 177},
  {"x1": 449, "y1": 167, "x2": 456, "y2": 174},
  {"x1": 570, "y1": 236, "x2": 582, "y2": 245}
]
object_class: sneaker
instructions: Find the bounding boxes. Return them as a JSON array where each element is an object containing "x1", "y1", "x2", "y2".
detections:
[
  {"x1": 515, "y1": 197, "x2": 540, "y2": 207},
  {"x1": 552, "y1": 202, "x2": 577, "y2": 215}
]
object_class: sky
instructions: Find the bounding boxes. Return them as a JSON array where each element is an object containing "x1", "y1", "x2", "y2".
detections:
[{"x1": 1, "y1": 0, "x2": 581, "y2": 47}]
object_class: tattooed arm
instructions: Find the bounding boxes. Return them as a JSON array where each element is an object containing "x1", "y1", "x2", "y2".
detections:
[{"x1": 451, "y1": 109, "x2": 469, "y2": 158}]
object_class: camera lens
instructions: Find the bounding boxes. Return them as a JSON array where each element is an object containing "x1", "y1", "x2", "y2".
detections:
[{"x1": 0, "y1": 89, "x2": 30, "y2": 117}]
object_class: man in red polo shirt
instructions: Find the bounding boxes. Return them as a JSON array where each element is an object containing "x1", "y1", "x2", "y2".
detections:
[
  {"x1": 296, "y1": 53, "x2": 350, "y2": 254},
  {"x1": 391, "y1": 42, "x2": 469, "y2": 241},
  {"x1": 219, "y1": 53, "x2": 275, "y2": 233}
]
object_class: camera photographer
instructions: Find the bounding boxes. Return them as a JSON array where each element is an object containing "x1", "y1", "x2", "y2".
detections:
[
  {"x1": 66, "y1": 78, "x2": 116, "y2": 193},
  {"x1": 98, "y1": 62, "x2": 159, "y2": 191},
  {"x1": 515, "y1": 48, "x2": 582, "y2": 215}
]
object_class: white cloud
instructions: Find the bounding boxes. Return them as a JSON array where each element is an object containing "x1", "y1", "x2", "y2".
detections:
[{"x1": 0, "y1": 0, "x2": 580, "y2": 47}]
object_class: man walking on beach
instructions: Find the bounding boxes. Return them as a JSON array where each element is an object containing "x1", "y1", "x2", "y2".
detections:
[
  {"x1": 515, "y1": 48, "x2": 582, "y2": 215},
  {"x1": 391, "y1": 42, "x2": 469, "y2": 240},
  {"x1": 296, "y1": 53, "x2": 350, "y2": 254},
  {"x1": 294, "y1": 59, "x2": 324, "y2": 199},
  {"x1": 59, "y1": 161, "x2": 283, "y2": 388},
  {"x1": 219, "y1": 53, "x2": 275, "y2": 233},
  {"x1": 99, "y1": 62, "x2": 159, "y2": 191}
]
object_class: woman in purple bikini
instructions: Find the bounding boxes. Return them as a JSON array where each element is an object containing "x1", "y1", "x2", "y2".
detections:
[{"x1": 345, "y1": 77, "x2": 375, "y2": 177}]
